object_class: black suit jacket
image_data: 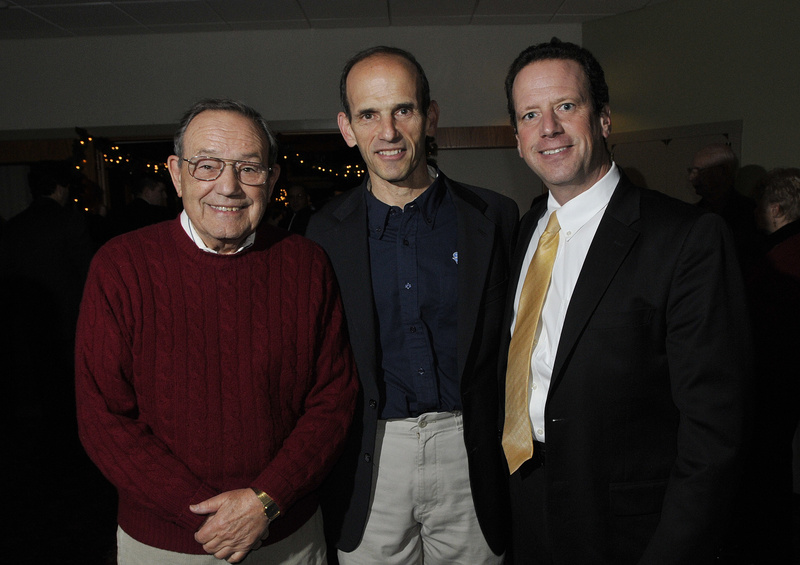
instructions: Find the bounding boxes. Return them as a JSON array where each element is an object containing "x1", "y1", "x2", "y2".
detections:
[
  {"x1": 501, "y1": 172, "x2": 751, "y2": 564},
  {"x1": 113, "y1": 198, "x2": 173, "y2": 235},
  {"x1": 278, "y1": 206, "x2": 314, "y2": 236},
  {"x1": 307, "y1": 170, "x2": 518, "y2": 555}
]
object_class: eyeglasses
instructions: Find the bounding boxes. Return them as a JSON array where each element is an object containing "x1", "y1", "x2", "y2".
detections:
[
  {"x1": 687, "y1": 164, "x2": 723, "y2": 176},
  {"x1": 182, "y1": 156, "x2": 271, "y2": 186}
]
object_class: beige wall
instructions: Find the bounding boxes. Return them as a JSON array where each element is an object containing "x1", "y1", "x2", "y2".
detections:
[
  {"x1": 0, "y1": 24, "x2": 581, "y2": 213},
  {"x1": 584, "y1": 0, "x2": 800, "y2": 171},
  {"x1": 0, "y1": 24, "x2": 579, "y2": 137},
  {"x1": 4, "y1": 0, "x2": 799, "y2": 210}
]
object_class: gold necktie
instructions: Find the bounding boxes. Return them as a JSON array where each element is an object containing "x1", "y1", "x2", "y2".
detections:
[{"x1": 503, "y1": 211, "x2": 560, "y2": 474}]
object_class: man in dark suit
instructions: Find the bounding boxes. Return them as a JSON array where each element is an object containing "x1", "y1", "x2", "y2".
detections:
[
  {"x1": 113, "y1": 173, "x2": 173, "y2": 235},
  {"x1": 0, "y1": 161, "x2": 93, "y2": 454},
  {"x1": 688, "y1": 143, "x2": 762, "y2": 274},
  {"x1": 500, "y1": 38, "x2": 750, "y2": 564},
  {"x1": 278, "y1": 184, "x2": 314, "y2": 235},
  {"x1": 307, "y1": 46, "x2": 518, "y2": 564}
]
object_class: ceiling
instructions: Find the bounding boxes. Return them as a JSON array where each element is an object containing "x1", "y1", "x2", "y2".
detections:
[{"x1": 0, "y1": 0, "x2": 670, "y2": 40}]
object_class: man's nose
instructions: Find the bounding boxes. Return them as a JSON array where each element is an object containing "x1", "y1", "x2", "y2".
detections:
[
  {"x1": 540, "y1": 110, "x2": 563, "y2": 137},
  {"x1": 379, "y1": 118, "x2": 400, "y2": 141},
  {"x1": 216, "y1": 165, "x2": 244, "y2": 195}
]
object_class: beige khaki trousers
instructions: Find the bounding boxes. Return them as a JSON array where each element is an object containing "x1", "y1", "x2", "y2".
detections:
[{"x1": 338, "y1": 411, "x2": 504, "y2": 565}]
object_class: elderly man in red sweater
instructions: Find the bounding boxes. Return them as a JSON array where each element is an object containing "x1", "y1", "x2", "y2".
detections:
[{"x1": 76, "y1": 98, "x2": 358, "y2": 565}]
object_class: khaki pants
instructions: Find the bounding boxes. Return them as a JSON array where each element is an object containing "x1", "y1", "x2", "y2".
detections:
[
  {"x1": 338, "y1": 412, "x2": 503, "y2": 565},
  {"x1": 117, "y1": 507, "x2": 326, "y2": 565}
]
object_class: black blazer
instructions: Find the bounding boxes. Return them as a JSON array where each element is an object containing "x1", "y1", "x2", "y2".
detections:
[
  {"x1": 307, "y1": 170, "x2": 519, "y2": 555},
  {"x1": 501, "y1": 172, "x2": 751, "y2": 564}
]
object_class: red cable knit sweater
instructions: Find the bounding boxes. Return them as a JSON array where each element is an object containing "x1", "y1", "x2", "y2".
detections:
[{"x1": 76, "y1": 218, "x2": 358, "y2": 554}]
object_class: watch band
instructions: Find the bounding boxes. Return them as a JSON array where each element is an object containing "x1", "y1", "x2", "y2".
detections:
[{"x1": 251, "y1": 487, "x2": 281, "y2": 521}]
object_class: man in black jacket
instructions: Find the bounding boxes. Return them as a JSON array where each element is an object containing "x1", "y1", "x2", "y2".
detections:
[{"x1": 307, "y1": 46, "x2": 518, "y2": 564}]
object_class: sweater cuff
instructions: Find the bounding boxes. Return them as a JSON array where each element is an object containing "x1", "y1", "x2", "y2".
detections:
[{"x1": 179, "y1": 482, "x2": 220, "y2": 531}]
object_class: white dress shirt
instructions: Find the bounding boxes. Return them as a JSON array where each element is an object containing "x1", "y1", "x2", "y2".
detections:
[
  {"x1": 510, "y1": 163, "x2": 620, "y2": 443},
  {"x1": 179, "y1": 210, "x2": 255, "y2": 254}
]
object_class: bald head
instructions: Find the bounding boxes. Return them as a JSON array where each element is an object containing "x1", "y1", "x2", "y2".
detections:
[{"x1": 689, "y1": 143, "x2": 738, "y2": 202}]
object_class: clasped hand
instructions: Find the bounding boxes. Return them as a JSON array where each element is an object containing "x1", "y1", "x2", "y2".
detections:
[{"x1": 191, "y1": 488, "x2": 270, "y2": 563}]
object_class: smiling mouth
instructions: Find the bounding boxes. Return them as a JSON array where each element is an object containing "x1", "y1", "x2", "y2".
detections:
[
  {"x1": 209, "y1": 204, "x2": 245, "y2": 212},
  {"x1": 540, "y1": 147, "x2": 570, "y2": 155},
  {"x1": 377, "y1": 149, "x2": 404, "y2": 156}
]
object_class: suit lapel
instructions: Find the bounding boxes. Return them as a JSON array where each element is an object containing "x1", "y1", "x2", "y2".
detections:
[
  {"x1": 326, "y1": 189, "x2": 380, "y2": 374},
  {"x1": 550, "y1": 178, "x2": 641, "y2": 388},
  {"x1": 448, "y1": 179, "x2": 495, "y2": 384}
]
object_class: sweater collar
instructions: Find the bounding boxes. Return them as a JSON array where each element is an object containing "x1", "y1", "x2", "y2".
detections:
[{"x1": 179, "y1": 210, "x2": 256, "y2": 255}]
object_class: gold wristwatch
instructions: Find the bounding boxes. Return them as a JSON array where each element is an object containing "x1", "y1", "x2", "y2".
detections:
[{"x1": 251, "y1": 487, "x2": 281, "y2": 521}]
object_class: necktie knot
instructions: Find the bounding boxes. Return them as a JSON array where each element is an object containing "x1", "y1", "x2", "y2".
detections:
[{"x1": 543, "y1": 210, "x2": 560, "y2": 236}]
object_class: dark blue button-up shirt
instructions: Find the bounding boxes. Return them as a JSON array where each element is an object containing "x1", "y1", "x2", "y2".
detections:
[{"x1": 366, "y1": 174, "x2": 460, "y2": 418}]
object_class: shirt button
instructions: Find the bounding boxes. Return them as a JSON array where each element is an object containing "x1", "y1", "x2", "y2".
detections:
[
  {"x1": 536, "y1": 428, "x2": 544, "y2": 437},
  {"x1": 410, "y1": 326, "x2": 416, "y2": 333},
  {"x1": 405, "y1": 283, "x2": 411, "y2": 290},
  {"x1": 532, "y1": 382, "x2": 538, "y2": 390},
  {"x1": 419, "y1": 421, "x2": 427, "y2": 428},
  {"x1": 369, "y1": 399, "x2": 377, "y2": 409},
  {"x1": 403, "y1": 239, "x2": 409, "y2": 246},
  {"x1": 418, "y1": 368, "x2": 425, "y2": 375},
  {"x1": 364, "y1": 453, "x2": 372, "y2": 462}
]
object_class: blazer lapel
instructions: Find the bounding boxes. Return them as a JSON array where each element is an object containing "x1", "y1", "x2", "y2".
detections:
[
  {"x1": 550, "y1": 178, "x2": 641, "y2": 388},
  {"x1": 449, "y1": 181, "x2": 496, "y2": 383},
  {"x1": 326, "y1": 189, "x2": 380, "y2": 375}
]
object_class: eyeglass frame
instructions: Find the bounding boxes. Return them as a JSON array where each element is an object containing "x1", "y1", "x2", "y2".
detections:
[
  {"x1": 181, "y1": 156, "x2": 273, "y2": 186},
  {"x1": 686, "y1": 163, "x2": 725, "y2": 176}
]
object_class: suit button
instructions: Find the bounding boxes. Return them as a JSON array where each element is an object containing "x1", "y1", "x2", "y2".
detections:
[
  {"x1": 364, "y1": 453, "x2": 372, "y2": 463},
  {"x1": 369, "y1": 399, "x2": 377, "y2": 409}
]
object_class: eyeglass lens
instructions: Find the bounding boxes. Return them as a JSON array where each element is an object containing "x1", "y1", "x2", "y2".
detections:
[{"x1": 190, "y1": 157, "x2": 268, "y2": 185}]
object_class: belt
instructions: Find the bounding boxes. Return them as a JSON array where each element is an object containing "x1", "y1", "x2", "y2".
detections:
[
  {"x1": 532, "y1": 440, "x2": 546, "y2": 466},
  {"x1": 515, "y1": 440, "x2": 547, "y2": 478}
]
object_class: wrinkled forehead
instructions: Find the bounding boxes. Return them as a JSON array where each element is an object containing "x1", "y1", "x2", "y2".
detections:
[
  {"x1": 516, "y1": 59, "x2": 590, "y2": 101},
  {"x1": 347, "y1": 54, "x2": 422, "y2": 107},
  {"x1": 184, "y1": 110, "x2": 269, "y2": 160}
]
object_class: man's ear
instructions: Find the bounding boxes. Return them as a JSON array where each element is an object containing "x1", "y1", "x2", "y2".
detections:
[
  {"x1": 338, "y1": 112, "x2": 358, "y2": 148},
  {"x1": 167, "y1": 155, "x2": 183, "y2": 198},
  {"x1": 426, "y1": 100, "x2": 440, "y2": 137},
  {"x1": 599, "y1": 105, "x2": 612, "y2": 139},
  {"x1": 265, "y1": 164, "x2": 280, "y2": 201}
]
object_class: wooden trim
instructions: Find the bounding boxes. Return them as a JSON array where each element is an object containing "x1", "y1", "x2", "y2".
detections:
[{"x1": 436, "y1": 126, "x2": 516, "y2": 149}]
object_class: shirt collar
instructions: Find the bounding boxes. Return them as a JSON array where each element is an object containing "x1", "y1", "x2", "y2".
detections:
[
  {"x1": 179, "y1": 210, "x2": 256, "y2": 254},
  {"x1": 365, "y1": 165, "x2": 443, "y2": 237},
  {"x1": 546, "y1": 162, "x2": 620, "y2": 241}
]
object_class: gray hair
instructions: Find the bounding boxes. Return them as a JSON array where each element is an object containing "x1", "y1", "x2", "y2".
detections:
[
  {"x1": 173, "y1": 98, "x2": 279, "y2": 168},
  {"x1": 755, "y1": 168, "x2": 800, "y2": 222}
]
